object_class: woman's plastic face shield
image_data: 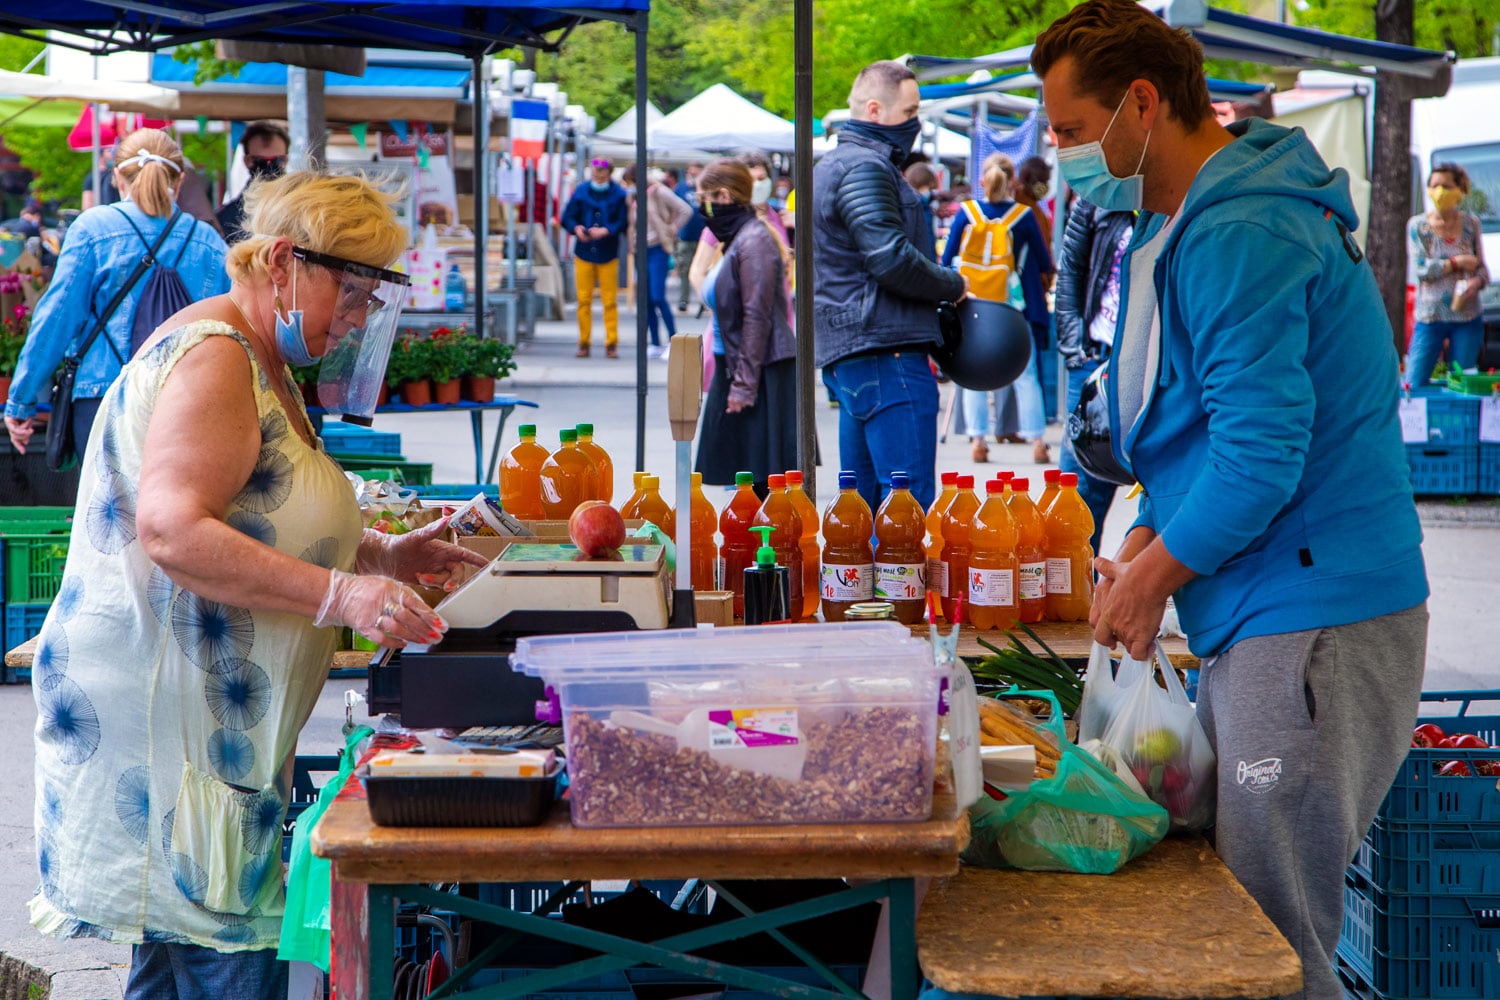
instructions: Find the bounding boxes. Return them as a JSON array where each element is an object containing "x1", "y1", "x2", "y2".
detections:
[{"x1": 294, "y1": 246, "x2": 409, "y2": 423}]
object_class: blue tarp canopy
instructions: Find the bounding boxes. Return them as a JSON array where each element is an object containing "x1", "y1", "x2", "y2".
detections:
[
  {"x1": 919, "y1": 72, "x2": 1272, "y2": 105},
  {"x1": 150, "y1": 53, "x2": 471, "y2": 96},
  {"x1": 0, "y1": 0, "x2": 647, "y2": 56},
  {"x1": 908, "y1": 0, "x2": 1453, "y2": 84}
]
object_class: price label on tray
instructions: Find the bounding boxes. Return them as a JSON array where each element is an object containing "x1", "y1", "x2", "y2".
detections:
[{"x1": 1398, "y1": 396, "x2": 1429, "y2": 444}]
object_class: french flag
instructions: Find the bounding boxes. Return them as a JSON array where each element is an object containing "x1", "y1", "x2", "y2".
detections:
[{"x1": 511, "y1": 99, "x2": 549, "y2": 163}]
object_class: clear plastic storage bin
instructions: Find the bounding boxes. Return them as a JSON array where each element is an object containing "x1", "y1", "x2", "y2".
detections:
[{"x1": 511, "y1": 623, "x2": 942, "y2": 828}]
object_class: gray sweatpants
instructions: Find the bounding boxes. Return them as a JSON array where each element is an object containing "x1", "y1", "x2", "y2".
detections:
[{"x1": 1196, "y1": 603, "x2": 1428, "y2": 1000}]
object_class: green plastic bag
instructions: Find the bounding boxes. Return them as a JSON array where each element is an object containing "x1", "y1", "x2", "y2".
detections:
[
  {"x1": 963, "y1": 689, "x2": 1168, "y2": 874},
  {"x1": 278, "y1": 726, "x2": 373, "y2": 970}
]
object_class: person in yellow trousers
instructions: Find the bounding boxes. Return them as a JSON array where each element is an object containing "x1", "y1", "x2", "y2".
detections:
[{"x1": 561, "y1": 158, "x2": 630, "y2": 357}]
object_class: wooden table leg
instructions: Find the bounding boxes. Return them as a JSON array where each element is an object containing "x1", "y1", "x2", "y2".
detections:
[{"x1": 330, "y1": 877, "x2": 370, "y2": 1000}]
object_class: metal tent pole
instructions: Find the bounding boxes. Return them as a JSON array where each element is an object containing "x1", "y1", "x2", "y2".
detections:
[
  {"x1": 794, "y1": 0, "x2": 814, "y2": 501},
  {"x1": 473, "y1": 52, "x2": 490, "y2": 344},
  {"x1": 633, "y1": 10, "x2": 650, "y2": 472}
]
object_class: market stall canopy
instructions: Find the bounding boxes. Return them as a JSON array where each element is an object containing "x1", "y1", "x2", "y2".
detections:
[
  {"x1": 597, "y1": 101, "x2": 664, "y2": 144},
  {"x1": 652, "y1": 84, "x2": 795, "y2": 154},
  {"x1": 0, "y1": 65, "x2": 181, "y2": 115},
  {"x1": 906, "y1": 0, "x2": 1454, "y2": 92},
  {"x1": 0, "y1": 0, "x2": 648, "y2": 57},
  {"x1": 149, "y1": 52, "x2": 467, "y2": 124}
]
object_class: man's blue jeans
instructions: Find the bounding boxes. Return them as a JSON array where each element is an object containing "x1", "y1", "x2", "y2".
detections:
[
  {"x1": 644, "y1": 245, "x2": 676, "y2": 347},
  {"x1": 1405, "y1": 317, "x2": 1484, "y2": 385},
  {"x1": 1059, "y1": 357, "x2": 1120, "y2": 556},
  {"x1": 126, "y1": 942, "x2": 288, "y2": 1000},
  {"x1": 822, "y1": 350, "x2": 939, "y2": 512}
]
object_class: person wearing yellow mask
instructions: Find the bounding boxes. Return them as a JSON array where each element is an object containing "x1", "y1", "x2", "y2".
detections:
[{"x1": 1405, "y1": 163, "x2": 1488, "y2": 384}]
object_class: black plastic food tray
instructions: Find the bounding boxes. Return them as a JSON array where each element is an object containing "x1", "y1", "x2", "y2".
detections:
[{"x1": 363, "y1": 771, "x2": 557, "y2": 827}]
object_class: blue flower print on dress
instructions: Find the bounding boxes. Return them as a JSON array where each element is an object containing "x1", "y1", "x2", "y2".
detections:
[
  {"x1": 205, "y1": 658, "x2": 271, "y2": 731},
  {"x1": 160, "y1": 808, "x2": 175, "y2": 863},
  {"x1": 33, "y1": 626, "x2": 69, "y2": 688},
  {"x1": 238, "y1": 852, "x2": 278, "y2": 908},
  {"x1": 41, "y1": 781, "x2": 63, "y2": 827},
  {"x1": 241, "y1": 791, "x2": 284, "y2": 857},
  {"x1": 226, "y1": 510, "x2": 277, "y2": 548},
  {"x1": 37, "y1": 829, "x2": 61, "y2": 897},
  {"x1": 300, "y1": 536, "x2": 340, "y2": 570},
  {"x1": 37, "y1": 676, "x2": 101, "y2": 765},
  {"x1": 234, "y1": 446, "x2": 294, "y2": 514},
  {"x1": 114, "y1": 765, "x2": 151, "y2": 844},
  {"x1": 86, "y1": 471, "x2": 137, "y2": 554},
  {"x1": 170, "y1": 591, "x2": 254, "y2": 669},
  {"x1": 207, "y1": 728, "x2": 255, "y2": 784},
  {"x1": 53, "y1": 575, "x2": 84, "y2": 623},
  {"x1": 260, "y1": 410, "x2": 287, "y2": 448},
  {"x1": 147, "y1": 564, "x2": 176, "y2": 626},
  {"x1": 170, "y1": 851, "x2": 208, "y2": 904},
  {"x1": 142, "y1": 928, "x2": 192, "y2": 945},
  {"x1": 98, "y1": 415, "x2": 123, "y2": 479},
  {"x1": 213, "y1": 923, "x2": 259, "y2": 945}
]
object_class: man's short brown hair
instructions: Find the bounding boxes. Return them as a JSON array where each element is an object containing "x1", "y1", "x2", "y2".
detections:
[
  {"x1": 849, "y1": 60, "x2": 916, "y2": 115},
  {"x1": 1032, "y1": 0, "x2": 1214, "y2": 127}
]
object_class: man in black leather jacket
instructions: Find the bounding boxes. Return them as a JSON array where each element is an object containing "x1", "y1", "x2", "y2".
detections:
[
  {"x1": 814, "y1": 60, "x2": 966, "y2": 512},
  {"x1": 1056, "y1": 197, "x2": 1135, "y2": 552}
]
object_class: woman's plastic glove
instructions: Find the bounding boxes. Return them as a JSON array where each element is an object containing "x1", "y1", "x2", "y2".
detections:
[
  {"x1": 314, "y1": 569, "x2": 448, "y2": 648},
  {"x1": 355, "y1": 516, "x2": 490, "y2": 591}
]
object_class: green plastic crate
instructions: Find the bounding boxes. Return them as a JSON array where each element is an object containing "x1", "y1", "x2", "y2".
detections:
[
  {"x1": 1446, "y1": 371, "x2": 1500, "y2": 395},
  {"x1": 331, "y1": 453, "x2": 433, "y2": 486},
  {"x1": 0, "y1": 506, "x2": 76, "y2": 521},
  {"x1": 0, "y1": 520, "x2": 73, "y2": 604}
]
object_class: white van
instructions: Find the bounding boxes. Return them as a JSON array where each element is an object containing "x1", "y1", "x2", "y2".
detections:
[{"x1": 1410, "y1": 57, "x2": 1500, "y2": 364}]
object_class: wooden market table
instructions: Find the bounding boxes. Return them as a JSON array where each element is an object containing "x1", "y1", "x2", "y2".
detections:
[
  {"x1": 908, "y1": 619, "x2": 1198, "y2": 668},
  {"x1": 312, "y1": 792, "x2": 968, "y2": 1000},
  {"x1": 917, "y1": 836, "x2": 1302, "y2": 999},
  {"x1": 309, "y1": 396, "x2": 539, "y2": 485}
]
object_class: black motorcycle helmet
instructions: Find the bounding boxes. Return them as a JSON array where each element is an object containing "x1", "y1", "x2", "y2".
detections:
[
  {"x1": 933, "y1": 299, "x2": 1032, "y2": 392},
  {"x1": 1066, "y1": 364, "x2": 1135, "y2": 486}
]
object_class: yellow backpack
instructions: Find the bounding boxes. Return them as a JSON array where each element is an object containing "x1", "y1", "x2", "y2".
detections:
[{"x1": 955, "y1": 200, "x2": 1030, "y2": 304}]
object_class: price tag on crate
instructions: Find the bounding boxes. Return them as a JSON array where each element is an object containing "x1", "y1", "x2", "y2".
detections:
[
  {"x1": 1481, "y1": 397, "x2": 1500, "y2": 443},
  {"x1": 1398, "y1": 397, "x2": 1428, "y2": 444}
]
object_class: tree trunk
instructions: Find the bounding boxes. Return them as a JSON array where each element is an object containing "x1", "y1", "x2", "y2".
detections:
[{"x1": 1367, "y1": 0, "x2": 1415, "y2": 356}]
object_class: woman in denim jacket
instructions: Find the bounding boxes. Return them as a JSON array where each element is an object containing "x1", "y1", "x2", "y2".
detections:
[{"x1": 5, "y1": 128, "x2": 230, "y2": 455}]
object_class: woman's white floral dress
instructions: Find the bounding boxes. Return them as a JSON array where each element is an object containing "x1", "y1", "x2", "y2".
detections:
[{"x1": 29, "y1": 320, "x2": 362, "y2": 951}]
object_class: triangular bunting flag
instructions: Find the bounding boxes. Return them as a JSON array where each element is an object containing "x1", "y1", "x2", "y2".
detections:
[
  {"x1": 349, "y1": 122, "x2": 368, "y2": 149},
  {"x1": 389, "y1": 119, "x2": 409, "y2": 144},
  {"x1": 195, "y1": 115, "x2": 208, "y2": 135},
  {"x1": 416, "y1": 145, "x2": 430, "y2": 170}
]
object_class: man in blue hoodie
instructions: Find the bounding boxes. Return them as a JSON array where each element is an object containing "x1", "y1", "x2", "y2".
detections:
[
  {"x1": 1035, "y1": 4, "x2": 1428, "y2": 997},
  {"x1": 561, "y1": 158, "x2": 630, "y2": 358}
]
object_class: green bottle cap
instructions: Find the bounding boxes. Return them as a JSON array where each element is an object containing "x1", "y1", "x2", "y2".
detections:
[
  {"x1": 576, "y1": 422, "x2": 594, "y2": 436},
  {"x1": 518, "y1": 424, "x2": 536, "y2": 438},
  {"x1": 735, "y1": 471, "x2": 754, "y2": 486},
  {"x1": 749, "y1": 525, "x2": 776, "y2": 567},
  {"x1": 560, "y1": 428, "x2": 578, "y2": 443}
]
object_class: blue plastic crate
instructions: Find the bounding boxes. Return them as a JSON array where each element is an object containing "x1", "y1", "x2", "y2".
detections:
[
  {"x1": 3, "y1": 601, "x2": 50, "y2": 681},
  {"x1": 1480, "y1": 444, "x2": 1500, "y2": 494},
  {"x1": 1411, "y1": 391, "x2": 1481, "y2": 446},
  {"x1": 1378, "y1": 692, "x2": 1500, "y2": 825},
  {"x1": 1351, "y1": 821, "x2": 1500, "y2": 896},
  {"x1": 1405, "y1": 444, "x2": 1478, "y2": 495},
  {"x1": 1337, "y1": 871, "x2": 1500, "y2": 999},
  {"x1": 416, "y1": 483, "x2": 500, "y2": 502},
  {"x1": 319, "y1": 425, "x2": 403, "y2": 455},
  {"x1": 282, "y1": 754, "x2": 341, "y2": 861}
]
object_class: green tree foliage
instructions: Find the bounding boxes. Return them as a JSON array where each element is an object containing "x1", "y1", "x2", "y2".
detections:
[{"x1": 0, "y1": 37, "x2": 90, "y2": 207}]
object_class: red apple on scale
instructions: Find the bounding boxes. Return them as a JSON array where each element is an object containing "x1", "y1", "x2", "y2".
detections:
[{"x1": 569, "y1": 501, "x2": 627, "y2": 558}]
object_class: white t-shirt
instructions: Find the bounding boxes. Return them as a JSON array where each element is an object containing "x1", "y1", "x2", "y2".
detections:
[
  {"x1": 1115, "y1": 211, "x2": 1181, "y2": 442},
  {"x1": 1088, "y1": 225, "x2": 1133, "y2": 348}
]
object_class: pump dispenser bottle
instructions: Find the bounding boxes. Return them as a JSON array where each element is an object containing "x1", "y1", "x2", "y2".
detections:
[{"x1": 743, "y1": 525, "x2": 792, "y2": 625}]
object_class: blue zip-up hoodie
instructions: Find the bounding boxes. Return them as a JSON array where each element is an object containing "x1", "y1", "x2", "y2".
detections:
[
  {"x1": 5, "y1": 200, "x2": 229, "y2": 420},
  {"x1": 1113, "y1": 119, "x2": 1427, "y2": 657},
  {"x1": 560, "y1": 182, "x2": 629, "y2": 264}
]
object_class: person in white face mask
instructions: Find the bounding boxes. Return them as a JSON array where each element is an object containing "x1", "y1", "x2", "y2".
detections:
[{"x1": 1035, "y1": 6, "x2": 1428, "y2": 1000}]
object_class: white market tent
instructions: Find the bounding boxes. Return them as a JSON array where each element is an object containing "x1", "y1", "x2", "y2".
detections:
[
  {"x1": 652, "y1": 83, "x2": 795, "y2": 153},
  {"x1": 597, "y1": 100, "x2": 664, "y2": 144},
  {"x1": 590, "y1": 100, "x2": 715, "y2": 161}
]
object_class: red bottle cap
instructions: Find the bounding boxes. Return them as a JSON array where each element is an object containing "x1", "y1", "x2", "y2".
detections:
[
  {"x1": 785, "y1": 470, "x2": 804, "y2": 485},
  {"x1": 940, "y1": 471, "x2": 959, "y2": 486},
  {"x1": 956, "y1": 474, "x2": 975, "y2": 489},
  {"x1": 996, "y1": 470, "x2": 1015, "y2": 481},
  {"x1": 985, "y1": 480, "x2": 1005, "y2": 494},
  {"x1": 1011, "y1": 477, "x2": 1029, "y2": 492},
  {"x1": 767, "y1": 473, "x2": 787, "y2": 489},
  {"x1": 1044, "y1": 469, "x2": 1061, "y2": 483},
  {"x1": 1059, "y1": 472, "x2": 1078, "y2": 487}
]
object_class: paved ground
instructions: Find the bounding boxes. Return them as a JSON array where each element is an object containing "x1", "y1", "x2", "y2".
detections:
[{"x1": 3, "y1": 298, "x2": 1497, "y2": 998}]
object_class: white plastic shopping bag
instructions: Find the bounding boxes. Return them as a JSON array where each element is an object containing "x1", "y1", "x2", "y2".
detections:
[
  {"x1": 1075, "y1": 642, "x2": 1147, "y2": 743},
  {"x1": 1100, "y1": 641, "x2": 1216, "y2": 831}
]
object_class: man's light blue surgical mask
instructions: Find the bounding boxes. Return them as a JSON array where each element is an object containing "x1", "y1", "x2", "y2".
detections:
[
  {"x1": 1056, "y1": 90, "x2": 1151, "y2": 212},
  {"x1": 274, "y1": 261, "x2": 314, "y2": 367},
  {"x1": 589, "y1": 180, "x2": 611, "y2": 193}
]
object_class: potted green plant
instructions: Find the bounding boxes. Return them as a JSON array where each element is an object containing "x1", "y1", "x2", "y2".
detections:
[
  {"x1": 289, "y1": 361, "x2": 322, "y2": 409},
  {"x1": 462, "y1": 334, "x2": 516, "y2": 402},
  {"x1": 393, "y1": 334, "x2": 433, "y2": 406},
  {"x1": 425, "y1": 326, "x2": 465, "y2": 405}
]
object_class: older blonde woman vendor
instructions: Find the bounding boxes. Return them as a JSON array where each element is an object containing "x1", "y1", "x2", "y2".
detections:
[{"x1": 28, "y1": 172, "x2": 485, "y2": 1000}]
